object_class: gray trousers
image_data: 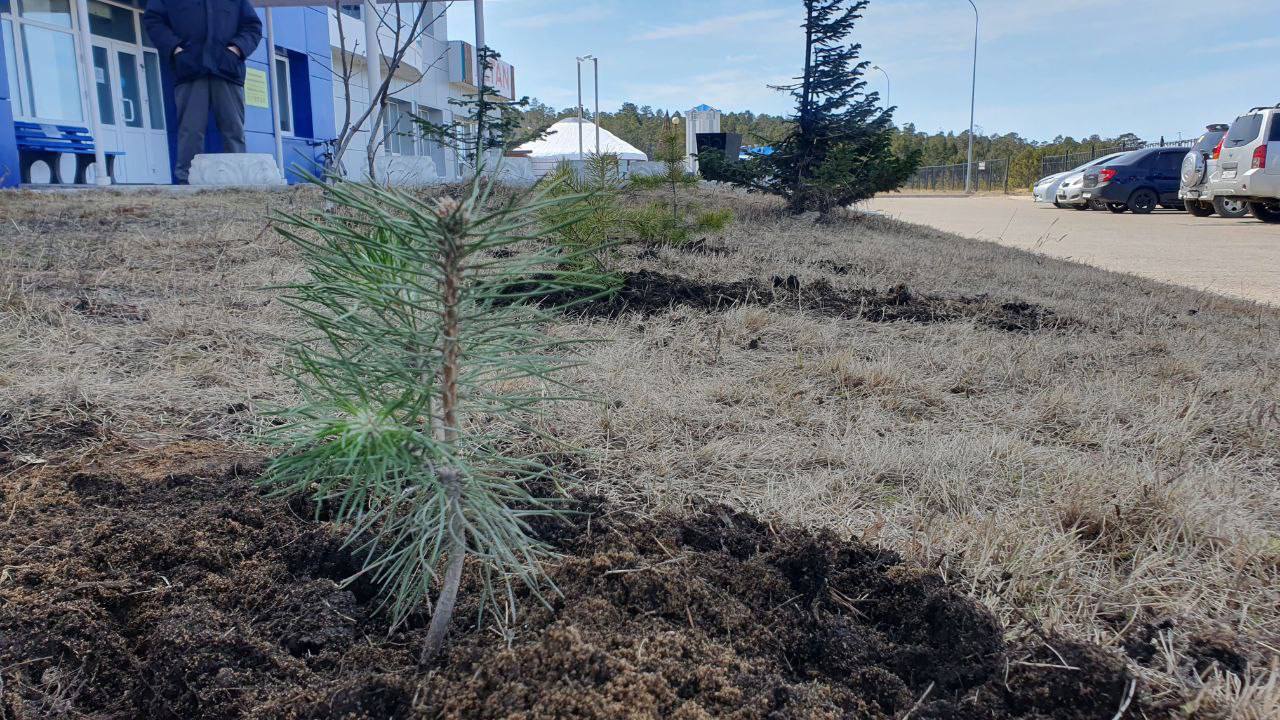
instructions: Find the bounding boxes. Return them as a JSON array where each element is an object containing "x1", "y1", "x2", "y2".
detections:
[{"x1": 174, "y1": 76, "x2": 246, "y2": 183}]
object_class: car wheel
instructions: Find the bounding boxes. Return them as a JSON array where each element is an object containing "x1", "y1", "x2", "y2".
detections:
[
  {"x1": 1053, "y1": 200, "x2": 1064, "y2": 208},
  {"x1": 1185, "y1": 201, "x2": 1213, "y2": 217},
  {"x1": 1128, "y1": 189, "x2": 1158, "y2": 214},
  {"x1": 1250, "y1": 201, "x2": 1280, "y2": 224},
  {"x1": 1213, "y1": 196, "x2": 1250, "y2": 219},
  {"x1": 1107, "y1": 203, "x2": 1128, "y2": 214},
  {"x1": 1089, "y1": 198, "x2": 1107, "y2": 211}
]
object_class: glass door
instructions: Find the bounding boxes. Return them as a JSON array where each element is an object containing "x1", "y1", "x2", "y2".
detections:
[{"x1": 87, "y1": 0, "x2": 170, "y2": 183}]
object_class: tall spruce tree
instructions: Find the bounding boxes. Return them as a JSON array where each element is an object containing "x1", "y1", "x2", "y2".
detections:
[{"x1": 702, "y1": 0, "x2": 918, "y2": 213}]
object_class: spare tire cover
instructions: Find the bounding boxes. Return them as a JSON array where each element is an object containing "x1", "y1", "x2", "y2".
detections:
[{"x1": 1181, "y1": 151, "x2": 1205, "y2": 186}]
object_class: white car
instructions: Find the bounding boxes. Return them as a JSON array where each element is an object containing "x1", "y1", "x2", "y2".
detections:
[
  {"x1": 1051, "y1": 153, "x2": 1130, "y2": 209},
  {"x1": 1035, "y1": 152, "x2": 1129, "y2": 208},
  {"x1": 1180, "y1": 124, "x2": 1247, "y2": 218},
  {"x1": 1033, "y1": 172, "x2": 1073, "y2": 205},
  {"x1": 1207, "y1": 105, "x2": 1280, "y2": 223}
]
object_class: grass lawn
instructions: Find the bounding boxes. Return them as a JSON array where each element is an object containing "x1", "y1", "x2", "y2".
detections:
[{"x1": 1, "y1": 186, "x2": 1277, "y2": 718}]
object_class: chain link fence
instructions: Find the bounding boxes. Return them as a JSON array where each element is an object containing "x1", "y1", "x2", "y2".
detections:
[
  {"x1": 902, "y1": 137, "x2": 1198, "y2": 194},
  {"x1": 1038, "y1": 137, "x2": 1194, "y2": 177},
  {"x1": 902, "y1": 157, "x2": 1010, "y2": 193}
]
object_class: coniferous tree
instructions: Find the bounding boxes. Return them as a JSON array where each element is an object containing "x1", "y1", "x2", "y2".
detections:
[{"x1": 701, "y1": 0, "x2": 918, "y2": 213}]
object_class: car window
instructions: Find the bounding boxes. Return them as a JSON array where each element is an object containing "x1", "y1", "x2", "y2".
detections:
[
  {"x1": 1125, "y1": 150, "x2": 1157, "y2": 167},
  {"x1": 1113, "y1": 151, "x2": 1146, "y2": 166},
  {"x1": 1270, "y1": 115, "x2": 1280, "y2": 142},
  {"x1": 1194, "y1": 132, "x2": 1225, "y2": 153},
  {"x1": 1157, "y1": 152, "x2": 1184, "y2": 172},
  {"x1": 1226, "y1": 114, "x2": 1264, "y2": 148}
]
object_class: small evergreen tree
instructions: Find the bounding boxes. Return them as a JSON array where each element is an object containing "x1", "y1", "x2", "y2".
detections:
[
  {"x1": 628, "y1": 118, "x2": 734, "y2": 247},
  {"x1": 539, "y1": 152, "x2": 625, "y2": 277},
  {"x1": 263, "y1": 175, "x2": 596, "y2": 664},
  {"x1": 701, "y1": 0, "x2": 918, "y2": 213}
]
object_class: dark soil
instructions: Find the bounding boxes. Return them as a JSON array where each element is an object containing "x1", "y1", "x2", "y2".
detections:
[
  {"x1": 501, "y1": 270, "x2": 1070, "y2": 333},
  {"x1": 676, "y1": 238, "x2": 736, "y2": 256},
  {"x1": 0, "y1": 440, "x2": 1157, "y2": 719}
]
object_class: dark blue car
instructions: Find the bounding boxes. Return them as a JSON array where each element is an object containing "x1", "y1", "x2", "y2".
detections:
[{"x1": 1081, "y1": 147, "x2": 1189, "y2": 214}]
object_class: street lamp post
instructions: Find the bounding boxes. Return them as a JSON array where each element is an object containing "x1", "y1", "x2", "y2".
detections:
[
  {"x1": 963, "y1": 0, "x2": 978, "y2": 194},
  {"x1": 870, "y1": 64, "x2": 890, "y2": 107},
  {"x1": 593, "y1": 57, "x2": 600, "y2": 155},
  {"x1": 576, "y1": 55, "x2": 594, "y2": 161}
]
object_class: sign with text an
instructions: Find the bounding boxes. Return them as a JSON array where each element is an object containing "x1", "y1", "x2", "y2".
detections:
[
  {"x1": 448, "y1": 40, "x2": 515, "y2": 100},
  {"x1": 245, "y1": 68, "x2": 270, "y2": 109}
]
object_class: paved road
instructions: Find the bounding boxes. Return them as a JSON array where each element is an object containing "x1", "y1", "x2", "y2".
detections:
[{"x1": 865, "y1": 195, "x2": 1280, "y2": 306}]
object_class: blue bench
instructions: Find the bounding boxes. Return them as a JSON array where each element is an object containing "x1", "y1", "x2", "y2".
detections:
[{"x1": 15, "y1": 122, "x2": 124, "y2": 185}]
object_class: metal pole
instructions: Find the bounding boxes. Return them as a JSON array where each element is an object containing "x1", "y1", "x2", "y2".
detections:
[
  {"x1": 265, "y1": 8, "x2": 283, "y2": 173},
  {"x1": 593, "y1": 57, "x2": 599, "y2": 155},
  {"x1": 363, "y1": 0, "x2": 381, "y2": 162},
  {"x1": 963, "y1": 0, "x2": 978, "y2": 194},
  {"x1": 74, "y1": 0, "x2": 111, "y2": 185},
  {"x1": 576, "y1": 59, "x2": 583, "y2": 160},
  {"x1": 474, "y1": 0, "x2": 485, "y2": 166}
]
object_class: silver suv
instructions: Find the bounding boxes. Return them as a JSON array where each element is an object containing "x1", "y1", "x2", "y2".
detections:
[
  {"x1": 1207, "y1": 105, "x2": 1280, "y2": 223},
  {"x1": 1180, "y1": 124, "x2": 1248, "y2": 218}
]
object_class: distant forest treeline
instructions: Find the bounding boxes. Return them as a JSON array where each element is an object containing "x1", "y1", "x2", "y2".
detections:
[
  {"x1": 517, "y1": 100, "x2": 793, "y2": 158},
  {"x1": 517, "y1": 99, "x2": 1156, "y2": 187}
]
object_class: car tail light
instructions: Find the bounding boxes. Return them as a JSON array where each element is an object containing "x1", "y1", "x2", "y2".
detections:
[
  {"x1": 1212, "y1": 136, "x2": 1225, "y2": 160},
  {"x1": 1099, "y1": 168, "x2": 1117, "y2": 183},
  {"x1": 1253, "y1": 145, "x2": 1267, "y2": 170}
]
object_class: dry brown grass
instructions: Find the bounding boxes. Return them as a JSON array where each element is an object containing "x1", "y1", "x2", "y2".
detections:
[{"x1": 2, "y1": 185, "x2": 1278, "y2": 717}]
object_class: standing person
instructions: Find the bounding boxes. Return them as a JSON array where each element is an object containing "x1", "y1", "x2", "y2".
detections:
[{"x1": 142, "y1": 0, "x2": 262, "y2": 184}]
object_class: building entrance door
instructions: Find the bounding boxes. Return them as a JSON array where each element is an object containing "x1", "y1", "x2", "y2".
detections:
[{"x1": 87, "y1": 0, "x2": 170, "y2": 183}]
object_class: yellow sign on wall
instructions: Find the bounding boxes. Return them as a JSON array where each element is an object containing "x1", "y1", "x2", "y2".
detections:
[{"x1": 244, "y1": 68, "x2": 269, "y2": 109}]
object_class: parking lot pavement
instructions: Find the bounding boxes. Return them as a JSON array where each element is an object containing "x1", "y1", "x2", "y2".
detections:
[{"x1": 864, "y1": 195, "x2": 1280, "y2": 306}]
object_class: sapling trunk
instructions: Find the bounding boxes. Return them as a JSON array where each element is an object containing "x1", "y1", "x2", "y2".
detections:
[
  {"x1": 421, "y1": 468, "x2": 464, "y2": 663},
  {"x1": 420, "y1": 199, "x2": 465, "y2": 664}
]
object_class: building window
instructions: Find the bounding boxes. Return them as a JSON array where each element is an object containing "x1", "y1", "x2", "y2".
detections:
[
  {"x1": 2, "y1": 18, "x2": 24, "y2": 116},
  {"x1": 87, "y1": 0, "x2": 136, "y2": 43},
  {"x1": 143, "y1": 51, "x2": 164, "y2": 129},
  {"x1": 21, "y1": 23, "x2": 83, "y2": 121},
  {"x1": 385, "y1": 98, "x2": 416, "y2": 156},
  {"x1": 4, "y1": 0, "x2": 85, "y2": 122},
  {"x1": 338, "y1": 4, "x2": 360, "y2": 20},
  {"x1": 274, "y1": 50, "x2": 293, "y2": 135},
  {"x1": 18, "y1": 0, "x2": 71, "y2": 28}
]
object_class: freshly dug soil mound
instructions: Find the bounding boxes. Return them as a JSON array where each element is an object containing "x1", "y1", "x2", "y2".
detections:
[
  {"x1": 1, "y1": 441, "x2": 1149, "y2": 719},
  {"x1": 502, "y1": 270, "x2": 1068, "y2": 333}
]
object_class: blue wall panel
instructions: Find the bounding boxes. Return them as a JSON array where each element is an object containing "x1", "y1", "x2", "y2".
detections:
[
  {"x1": 159, "y1": 5, "x2": 334, "y2": 184},
  {"x1": 0, "y1": 99, "x2": 18, "y2": 188},
  {"x1": 0, "y1": 29, "x2": 18, "y2": 188}
]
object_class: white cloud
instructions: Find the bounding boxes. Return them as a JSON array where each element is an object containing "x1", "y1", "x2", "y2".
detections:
[
  {"x1": 634, "y1": 9, "x2": 788, "y2": 41},
  {"x1": 1198, "y1": 36, "x2": 1280, "y2": 54},
  {"x1": 505, "y1": 4, "x2": 612, "y2": 30}
]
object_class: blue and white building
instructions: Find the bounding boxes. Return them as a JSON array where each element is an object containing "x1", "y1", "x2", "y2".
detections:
[{"x1": 0, "y1": 0, "x2": 509, "y2": 186}]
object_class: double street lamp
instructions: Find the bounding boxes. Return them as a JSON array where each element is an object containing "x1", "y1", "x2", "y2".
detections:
[{"x1": 576, "y1": 55, "x2": 600, "y2": 160}]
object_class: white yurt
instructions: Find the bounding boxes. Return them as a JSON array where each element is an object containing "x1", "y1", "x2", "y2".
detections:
[{"x1": 514, "y1": 118, "x2": 649, "y2": 178}]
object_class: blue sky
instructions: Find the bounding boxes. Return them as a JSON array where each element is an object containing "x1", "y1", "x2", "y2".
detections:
[{"x1": 449, "y1": 0, "x2": 1280, "y2": 142}]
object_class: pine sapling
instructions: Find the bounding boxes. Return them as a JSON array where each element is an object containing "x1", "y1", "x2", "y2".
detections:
[{"x1": 262, "y1": 174, "x2": 596, "y2": 664}]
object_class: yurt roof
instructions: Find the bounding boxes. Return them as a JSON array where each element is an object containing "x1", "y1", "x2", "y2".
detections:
[{"x1": 515, "y1": 118, "x2": 648, "y2": 162}]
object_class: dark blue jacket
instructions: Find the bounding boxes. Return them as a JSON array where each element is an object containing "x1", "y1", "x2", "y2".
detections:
[{"x1": 142, "y1": 0, "x2": 262, "y2": 86}]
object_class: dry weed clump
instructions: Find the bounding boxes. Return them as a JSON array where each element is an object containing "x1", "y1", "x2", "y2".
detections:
[{"x1": 2, "y1": 185, "x2": 1278, "y2": 715}]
